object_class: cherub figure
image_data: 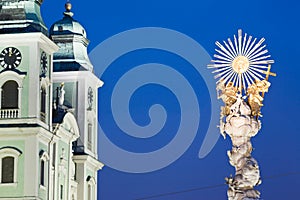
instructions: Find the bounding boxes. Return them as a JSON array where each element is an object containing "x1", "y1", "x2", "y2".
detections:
[
  {"x1": 256, "y1": 79, "x2": 271, "y2": 93},
  {"x1": 217, "y1": 81, "x2": 238, "y2": 116},
  {"x1": 247, "y1": 79, "x2": 270, "y2": 117}
]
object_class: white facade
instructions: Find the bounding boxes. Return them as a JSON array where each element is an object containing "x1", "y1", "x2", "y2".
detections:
[{"x1": 0, "y1": 1, "x2": 104, "y2": 200}]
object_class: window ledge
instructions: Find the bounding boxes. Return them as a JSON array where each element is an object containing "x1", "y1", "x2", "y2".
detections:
[
  {"x1": 0, "y1": 182, "x2": 17, "y2": 187},
  {"x1": 39, "y1": 184, "x2": 47, "y2": 190}
]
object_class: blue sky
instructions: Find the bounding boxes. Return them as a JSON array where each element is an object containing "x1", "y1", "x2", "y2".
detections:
[{"x1": 42, "y1": 0, "x2": 299, "y2": 199}]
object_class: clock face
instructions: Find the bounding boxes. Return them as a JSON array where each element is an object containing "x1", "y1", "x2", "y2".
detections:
[
  {"x1": 0, "y1": 47, "x2": 22, "y2": 69},
  {"x1": 88, "y1": 87, "x2": 93, "y2": 109},
  {"x1": 40, "y1": 51, "x2": 48, "y2": 75}
]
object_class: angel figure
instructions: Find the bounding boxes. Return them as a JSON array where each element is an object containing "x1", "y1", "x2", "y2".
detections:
[
  {"x1": 247, "y1": 79, "x2": 270, "y2": 117},
  {"x1": 217, "y1": 81, "x2": 238, "y2": 116},
  {"x1": 255, "y1": 79, "x2": 271, "y2": 93}
]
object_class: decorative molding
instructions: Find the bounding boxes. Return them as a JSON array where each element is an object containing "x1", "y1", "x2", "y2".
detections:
[
  {"x1": 0, "y1": 70, "x2": 25, "y2": 87},
  {"x1": 0, "y1": 33, "x2": 59, "y2": 54},
  {"x1": 39, "y1": 150, "x2": 50, "y2": 161},
  {"x1": 72, "y1": 154, "x2": 104, "y2": 170},
  {"x1": 86, "y1": 175, "x2": 96, "y2": 185},
  {"x1": 55, "y1": 112, "x2": 80, "y2": 143},
  {"x1": 0, "y1": 147, "x2": 22, "y2": 157},
  {"x1": 40, "y1": 77, "x2": 51, "y2": 89}
]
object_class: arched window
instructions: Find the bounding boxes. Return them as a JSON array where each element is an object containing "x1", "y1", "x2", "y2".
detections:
[
  {"x1": 88, "y1": 184, "x2": 92, "y2": 200},
  {"x1": 40, "y1": 87, "x2": 46, "y2": 122},
  {"x1": 39, "y1": 150, "x2": 49, "y2": 187},
  {"x1": 52, "y1": 143, "x2": 56, "y2": 167},
  {"x1": 1, "y1": 80, "x2": 18, "y2": 109},
  {"x1": 0, "y1": 71, "x2": 25, "y2": 118},
  {"x1": 87, "y1": 123, "x2": 93, "y2": 151},
  {"x1": 40, "y1": 160, "x2": 45, "y2": 186},
  {"x1": 0, "y1": 147, "x2": 22, "y2": 184},
  {"x1": 86, "y1": 176, "x2": 96, "y2": 200},
  {"x1": 60, "y1": 185, "x2": 64, "y2": 199},
  {"x1": 1, "y1": 156, "x2": 14, "y2": 183}
]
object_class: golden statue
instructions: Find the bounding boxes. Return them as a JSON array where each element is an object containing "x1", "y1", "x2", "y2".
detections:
[
  {"x1": 247, "y1": 79, "x2": 271, "y2": 117},
  {"x1": 217, "y1": 81, "x2": 238, "y2": 116}
]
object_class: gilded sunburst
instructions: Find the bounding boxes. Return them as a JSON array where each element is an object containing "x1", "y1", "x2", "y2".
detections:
[{"x1": 208, "y1": 29, "x2": 274, "y2": 93}]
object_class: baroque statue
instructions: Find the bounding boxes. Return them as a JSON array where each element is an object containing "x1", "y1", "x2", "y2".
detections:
[{"x1": 208, "y1": 29, "x2": 276, "y2": 200}]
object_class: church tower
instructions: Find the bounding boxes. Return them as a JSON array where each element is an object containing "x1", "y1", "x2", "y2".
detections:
[
  {"x1": 0, "y1": 1, "x2": 104, "y2": 200},
  {"x1": 50, "y1": 2, "x2": 104, "y2": 200},
  {"x1": 0, "y1": 0, "x2": 58, "y2": 199}
]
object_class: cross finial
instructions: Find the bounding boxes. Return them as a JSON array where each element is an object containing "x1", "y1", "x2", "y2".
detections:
[
  {"x1": 261, "y1": 64, "x2": 276, "y2": 98},
  {"x1": 264, "y1": 64, "x2": 276, "y2": 81}
]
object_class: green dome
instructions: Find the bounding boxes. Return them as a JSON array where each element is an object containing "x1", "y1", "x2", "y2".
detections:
[{"x1": 49, "y1": 12, "x2": 87, "y2": 38}]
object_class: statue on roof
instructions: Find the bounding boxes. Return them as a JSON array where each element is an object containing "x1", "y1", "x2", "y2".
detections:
[{"x1": 58, "y1": 82, "x2": 65, "y2": 106}]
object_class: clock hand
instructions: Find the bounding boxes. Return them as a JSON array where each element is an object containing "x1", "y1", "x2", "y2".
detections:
[{"x1": 9, "y1": 48, "x2": 12, "y2": 56}]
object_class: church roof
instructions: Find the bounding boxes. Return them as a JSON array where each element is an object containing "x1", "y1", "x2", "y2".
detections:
[
  {"x1": 49, "y1": 10, "x2": 86, "y2": 38},
  {"x1": 0, "y1": 0, "x2": 48, "y2": 35},
  {"x1": 50, "y1": 2, "x2": 93, "y2": 72}
]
